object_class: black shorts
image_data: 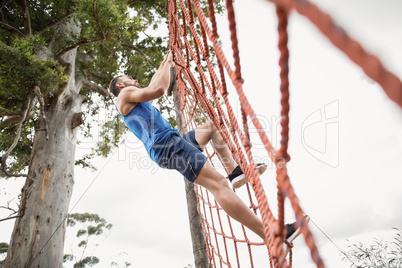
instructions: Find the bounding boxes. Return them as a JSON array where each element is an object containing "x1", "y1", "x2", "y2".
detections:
[{"x1": 157, "y1": 130, "x2": 208, "y2": 182}]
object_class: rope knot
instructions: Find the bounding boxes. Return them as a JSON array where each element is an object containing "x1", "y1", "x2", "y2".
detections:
[
  {"x1": 218, "y1": 85, "x2": 228, "y2": 97},
  {"x1": 213, "y1": 117, "x2": 224, "y2": 127},
  {"x1": 275, "y1": 154, "x2": 291, "y2": 169},
  {"x1": 234, "y1": 77, "x2": 244, "y2": 86},
  {"x1": 283, "y1": 239, "x2": 293, "y2": 249},
  {"x1": 242, "y1": 139, "x2": 251, "y2": 149},
  {"x1": 202, "y1": 53, "x2": 210, "y2": 61}
]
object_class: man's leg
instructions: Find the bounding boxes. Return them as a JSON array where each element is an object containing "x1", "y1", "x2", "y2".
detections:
[
  {"x1": 193, "y1": 161, "x2": 266, "y2": 240},
  {"x1": 193, "y1": 120, "x2": 267, "y2": 188},
  {"x1": 193, "y1": 120, "x2": 237, "y2": 173},
  {"x1": 191, "y1": 122, "x2": 305, "y2": 247}
]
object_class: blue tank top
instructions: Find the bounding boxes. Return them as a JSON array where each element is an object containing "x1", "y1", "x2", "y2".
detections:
[{"x1": 119, "y1": 101, "x2": 180, "y2": 163}]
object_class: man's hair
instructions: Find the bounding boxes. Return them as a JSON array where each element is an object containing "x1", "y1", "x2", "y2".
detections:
[{"x1": 108, "y1": 75, "x2": 123, "y2": 97}]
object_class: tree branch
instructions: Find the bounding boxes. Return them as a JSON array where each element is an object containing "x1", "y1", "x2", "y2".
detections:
[
  {"x1": 57, "y1": 55, "x2": 72, "y2": 74},
  {"x1": 1, "y1": 96, "x2": 37, "y2": 130},
  {"x1": 0, "y1": 199, "x2": 19, "y2": 217},
  {"x1": 86, "y1": 70, "x2": 103, "y2": 81},
  {"x1": 33, "y1": 86, "x2": 49, "y2": 140},
  {"x1": 0, "y1": 96, "x2": 36, "y2": 131},
  {"x1": 16, "y1": 0, "x2": 31, "y2": 36},
  {"x1": 82, "y1": 79, "x2": 111, "y2": 98},
  {"x1": 93, "y1": 0, "x2": 106, "y2": 40},
  {"x1": 0, "y1": 21, "x2": 25, "y2": 37},
  {"x1": 0, "y1": 111, "x2": 34, "y2": 131},
  {"x1": 0, "y1": 111, "x2": 21, "y2": 117},
  {"x1": 1, "y1": 97, "x2": 31, "y2": 178},
  {"x1": 51, "y1": 56, "x2": 73, "y2": 103},
  {"x1": 126, "y1": 0, "x2": 150, "y2": 5},
  {"x1": 0, "y1": 215, "x2": 22, "y2": 223},
  {"x1": 56, "y1": 38, "x2": 103, "y2": 58},
  {"x1": 121, "y1": 43, "x2": 157, "y2": 68},
  {"x1": 37, "y1": 12, "x2": 75, "y2": 35},
  {"x1": 78, "y1": 50, "x2": 96, "y2": 64}
]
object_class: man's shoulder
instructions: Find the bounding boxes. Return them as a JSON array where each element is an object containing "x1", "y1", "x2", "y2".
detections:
[{"x1": 116, "y1": 96, "x2": 138, "y2": 116}]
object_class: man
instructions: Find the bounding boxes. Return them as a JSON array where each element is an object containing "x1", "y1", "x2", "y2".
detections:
[{"x1": 109, "y1": 51, "x2": 305, "y2": 249}]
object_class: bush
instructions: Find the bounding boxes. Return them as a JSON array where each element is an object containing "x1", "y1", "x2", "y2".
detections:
[{"x1": 342, "y1": 228, "x2": 402, "y2": 268}]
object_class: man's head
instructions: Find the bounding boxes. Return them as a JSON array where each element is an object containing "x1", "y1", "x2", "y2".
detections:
[{"x1": 108, "y1": 76, "x2": 141, "y2": 97}]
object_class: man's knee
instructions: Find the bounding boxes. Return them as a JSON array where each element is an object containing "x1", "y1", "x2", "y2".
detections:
[
  {"x1": 194, "y1": 120, "x2": 216, "y2": 144},
  {"x1": 204, "y1": 120, "x2": 217, "y2": 133},
  {"x1": 209, "y1": 175, "x2": 231, "y2": 194},
  {"x1": 212, "y1": 130, "x2": 226, "y2": 148}
]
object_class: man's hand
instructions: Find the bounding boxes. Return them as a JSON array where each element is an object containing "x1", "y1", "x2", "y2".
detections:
[
  {"x1": 117, "y1": 51, "x2": 176, "y2": 115},
  {"x1": 150, "y1": 50, "x2": 175, "y2": 86}
]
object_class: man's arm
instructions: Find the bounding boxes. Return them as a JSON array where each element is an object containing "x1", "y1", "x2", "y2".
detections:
[
  {"x1": 119, "y1": 51, "x2": 174, "y2": 104},
  {"x1": 116, "y1": 84, "x2": 165, "y2": 116},
  {"x1": 118, "y1": 84, "x2": 165, "y2": 104}
]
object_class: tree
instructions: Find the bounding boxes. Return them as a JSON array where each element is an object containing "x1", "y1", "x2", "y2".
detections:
[
  {"x1": 342, "y1": 228, "x2": 402, "y2": 268},
  {"x1": 63, "y1": 213, "x2": 113, "y2": 268},
  {"x1": 0, "y1": 0, "x2": 168, "y2": 266}
]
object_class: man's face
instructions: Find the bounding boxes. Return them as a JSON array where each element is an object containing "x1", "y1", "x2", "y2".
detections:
[{"x1": 118, "y1": 76, "x2": 141, "y2": 88}]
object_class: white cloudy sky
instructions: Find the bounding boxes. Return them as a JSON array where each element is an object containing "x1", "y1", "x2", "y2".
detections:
[{"x1": 1, "y1": 0, "x2": 402, "y2": 267}]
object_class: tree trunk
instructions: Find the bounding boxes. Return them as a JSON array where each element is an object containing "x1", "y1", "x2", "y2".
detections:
[
  {"x1": 5, "y1": 49, "x2": 83, "y2": 268},
  {"x1": 172, "y1": 82, "x2": 209, "y2": 267}
]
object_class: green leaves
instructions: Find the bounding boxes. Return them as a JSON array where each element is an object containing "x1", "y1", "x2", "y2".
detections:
[
  {"x1": 343, "y1": 228, "x2": 402, "y2": 268},
  {"x1": 0, "y1": 242, "x2": 8, "y2": 266},
  {"x1": 73, "y1": 256, "x2": 99, "y2": 268},
  {"x1": 0, "y1": 37, "x2": 64, "y2": 100},
  {"x1": 64, "y1": 213, "x2": 113, "y2": 267},
  {"x1": 67, "y1": 212, "x2": 113, "y2": 240},
  {"x1": 67, "y1": 212, "x2": 112, "y2": 226},
  {"x1": 0, "y1": 0, "x2": 172, "y2": 176}
]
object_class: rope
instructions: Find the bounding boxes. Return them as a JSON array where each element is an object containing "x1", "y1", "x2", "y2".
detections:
[
  {"x1": 167, "y1": 0, "x2": 402, "y2": 267},
  {"x1": 266, "y1": 0, "x2": 402, "y2": 108}
]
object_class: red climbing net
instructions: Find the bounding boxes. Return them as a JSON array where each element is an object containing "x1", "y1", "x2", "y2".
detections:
[{"x1": 167, "y1": 0, "x2": 402, "y2": 267}]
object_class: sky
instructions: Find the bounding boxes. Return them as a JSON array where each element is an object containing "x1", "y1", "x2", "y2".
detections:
[{"x1": 1, "y1": 0, "x2": 402, "y2": 267}]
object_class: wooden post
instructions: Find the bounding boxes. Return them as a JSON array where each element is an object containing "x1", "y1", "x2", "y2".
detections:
[{"x1": 172, "y1": 77, "x2": 210, "y2": 268}]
